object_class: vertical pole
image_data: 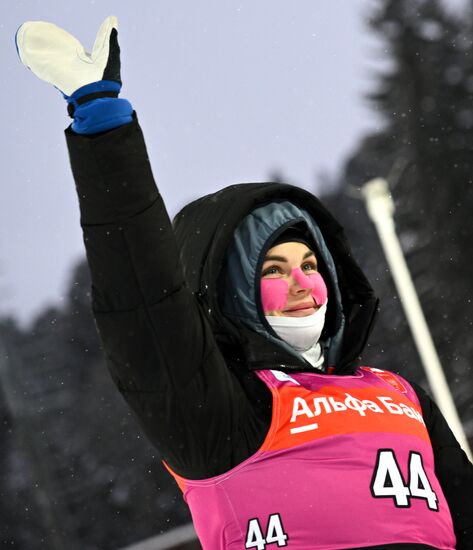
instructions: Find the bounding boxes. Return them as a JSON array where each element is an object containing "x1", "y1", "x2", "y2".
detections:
[{"x1": 361, "y1": 178, "x2": 472, "y2": 461}]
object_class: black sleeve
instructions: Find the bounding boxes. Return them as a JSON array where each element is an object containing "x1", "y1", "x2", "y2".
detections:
[
  {"x1": 64, "y1": 114, "x2": 267, "y2": 479},
  {"x1": 410, "y1": 381, "x2": 473, "y2": 549}
]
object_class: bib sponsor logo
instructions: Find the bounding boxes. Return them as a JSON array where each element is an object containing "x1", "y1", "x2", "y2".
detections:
[
  {"x1": 261, "y1": 384, "x2": 428, "y2": 452},
  {"x1": 289, "y1": 392, "x2": 425, "y2": 434}
]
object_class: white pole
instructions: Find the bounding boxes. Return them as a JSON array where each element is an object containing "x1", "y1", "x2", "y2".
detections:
[{"x1": 361, "y1": 178, "x2": 472, "y2": 461}]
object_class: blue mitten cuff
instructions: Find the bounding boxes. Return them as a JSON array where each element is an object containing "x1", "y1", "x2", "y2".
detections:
[{"x1": 64, "y1": 80, "x2": 133, "y2": 134}]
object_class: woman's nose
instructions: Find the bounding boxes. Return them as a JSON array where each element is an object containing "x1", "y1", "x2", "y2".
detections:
[
  {"x1": 288, "y1": 268, "x2": 312, "y2": 294},
  {"x1": 289, "y1": 282, "x2": 310, "y2": 295}
]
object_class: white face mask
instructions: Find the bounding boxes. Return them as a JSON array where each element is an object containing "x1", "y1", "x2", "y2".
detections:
[{"x1": 265, "y1": 303, "x2": 327, "y2": 352}]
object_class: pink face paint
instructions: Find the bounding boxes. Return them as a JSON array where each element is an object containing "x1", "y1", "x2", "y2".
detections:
[
  {"x1": 261, "y1": 269, "x2": 328, "y2": 313},
  {"x1": 261, "y1": 277, "x2": 289, "y2": 313},
  {"x1": 291, "y1": 268, "x2": 328, "y2": 306}
]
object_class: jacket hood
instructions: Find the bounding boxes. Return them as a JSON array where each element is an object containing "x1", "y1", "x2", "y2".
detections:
[
  {"x1": 172, "y1": 182, "x2": 378, "y2": 375},
  {"x1": 220, "y1": 201, "x2": 345, "y2": 366}
]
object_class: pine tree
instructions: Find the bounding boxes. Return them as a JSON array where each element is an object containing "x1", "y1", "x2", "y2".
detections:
[{"x1": 0, "y1": 260, "x2": 191, "y2": 549}]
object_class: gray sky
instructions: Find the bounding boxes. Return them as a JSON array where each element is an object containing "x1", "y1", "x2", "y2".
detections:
[{"x1": 0, "y1": 0, "x2": 465, "y2": 328}]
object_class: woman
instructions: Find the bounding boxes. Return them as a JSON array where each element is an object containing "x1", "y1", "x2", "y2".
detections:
[{"x1": 16, "y1": 17, "x2": 472, "y2": 549}]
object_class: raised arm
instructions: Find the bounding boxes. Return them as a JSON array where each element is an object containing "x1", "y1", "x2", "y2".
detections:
[{"x1": 16, "y1": 17, "x2": 263, "y2": 478}]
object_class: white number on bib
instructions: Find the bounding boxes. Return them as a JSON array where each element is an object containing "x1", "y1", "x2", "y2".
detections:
[
  {"x1": 371, "y1": 449, "x2": 438, "y2": 510},
  {"x1": 408, "y1": 452, "x2": 438, "y2": 510},
  {"x1": 245, "y1": 514, "x2": 288, "y2": 549}
]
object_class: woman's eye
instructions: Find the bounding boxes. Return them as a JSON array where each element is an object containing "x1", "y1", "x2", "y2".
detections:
[
  {"x1": 262, "y1": 266, "x2": 282, "y2": 277},
  {"x1": 302, "y1": 262, "x2": 317, "y2": 272}
]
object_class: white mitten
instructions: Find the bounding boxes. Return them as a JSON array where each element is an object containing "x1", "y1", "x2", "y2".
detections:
[
  {"x1": 16, "y1": 15, "x2": 120, "y2": 96},
  {"x1": 16, "y1": 16, "x2": 133, "y2": 134}
]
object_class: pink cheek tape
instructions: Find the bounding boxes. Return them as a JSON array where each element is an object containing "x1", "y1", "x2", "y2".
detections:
[
  {"x1": 309, "y1": 272, "x2": 328, "y2": 305},
  {"x1": 261, "y1": 270, "x2": 328, "y2": 313},
  {"x1": 261, "y1": 278, "x2": 289, "y2": 313},
  {"x1": 291, "y1": 268, "x2": 328, "y2": 306}
]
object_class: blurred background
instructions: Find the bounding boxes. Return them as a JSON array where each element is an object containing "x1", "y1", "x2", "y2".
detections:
[{"x1": 1, "y1": 0, "x2": 472, "y2": 548}]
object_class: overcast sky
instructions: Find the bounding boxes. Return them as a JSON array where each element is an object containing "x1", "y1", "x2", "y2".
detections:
[{"x1": 0, "y1": 0, "x2": 466, "y2": 328}]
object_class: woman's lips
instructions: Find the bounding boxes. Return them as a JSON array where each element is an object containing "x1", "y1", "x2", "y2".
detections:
[{"x1": 284, "y1": 302, "x2": 316, "y2": 313}]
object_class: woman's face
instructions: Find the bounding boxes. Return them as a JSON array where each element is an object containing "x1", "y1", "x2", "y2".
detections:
[{"x1": 260, "y1": 241, "x2": 327, "y2": 317}]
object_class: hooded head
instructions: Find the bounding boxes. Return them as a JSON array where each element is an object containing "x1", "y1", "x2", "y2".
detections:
[
  {"x1": 219, "y1": 199, "x2": 345, "y2": 366},
  {"x1": 173, "y1": 182, "x2": 378, "y2": 374}
]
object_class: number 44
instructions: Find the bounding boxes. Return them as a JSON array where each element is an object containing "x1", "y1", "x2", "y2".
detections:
[
  {"x1": 246, "y1": 513, "x2": 288, "y2": 549},
  {"x1": 371, "y1": 449, "x2": 438, "y2": 510}
]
